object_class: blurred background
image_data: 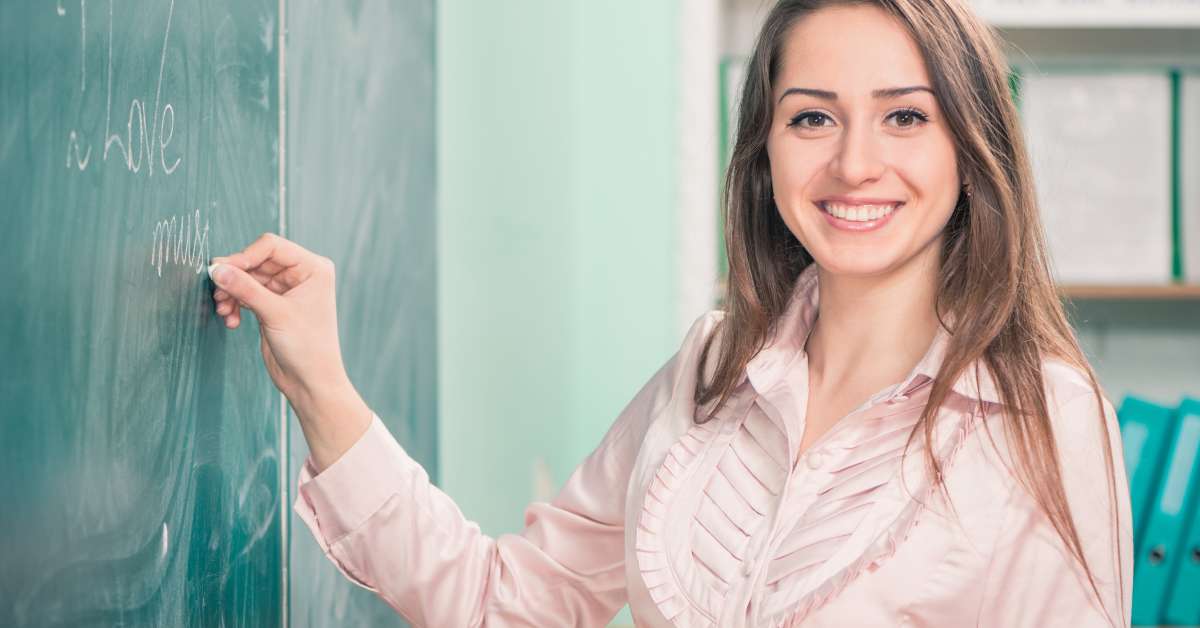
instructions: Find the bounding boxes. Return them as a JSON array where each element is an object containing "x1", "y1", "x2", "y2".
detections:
[{"x1": 2, "y1": 0, "x2": 1198, "y2": 626}]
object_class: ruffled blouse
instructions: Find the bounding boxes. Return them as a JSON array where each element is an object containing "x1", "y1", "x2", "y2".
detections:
[{"x1": 293, "y1": 264, "x2": 1133, "y2": 627}]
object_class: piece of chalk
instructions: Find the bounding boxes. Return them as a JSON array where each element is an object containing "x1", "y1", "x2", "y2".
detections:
[{"x1": 207, "y1": 263, "x2": 218, "y2": 280}]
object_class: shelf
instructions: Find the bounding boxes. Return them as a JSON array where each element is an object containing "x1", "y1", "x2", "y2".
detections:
[
  {"x1": 981, "y1": 9, "x2": 1200, "y2": 29},
  {"x1": 1059, "y1": 284, "x2": 1200, "y2": 300},
  {"x1": 972, "y1": 1, "x2": 1200, "y2": 29}
]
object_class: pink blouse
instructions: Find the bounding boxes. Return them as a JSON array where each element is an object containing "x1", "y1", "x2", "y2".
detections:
[{"x1": 294, "y1": 265, "x2": 1133, "y2": 627}]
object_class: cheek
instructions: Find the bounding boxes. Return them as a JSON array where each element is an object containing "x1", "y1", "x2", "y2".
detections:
[
  {"x1": 767, "y1": 138, "x2": 826, "y2": 201},
  {"x1": 767, "y1": 145, "x2": 822, "y2": 242},
  {"x1": 904, "y1": 133, "x2": 959, "y2": 195}
]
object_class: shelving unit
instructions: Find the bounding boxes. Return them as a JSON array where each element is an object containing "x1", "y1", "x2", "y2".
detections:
[
  {"x1": 972, "y1": 0, "x2": 1200, "y2": 30},
  {"x1": 1061, "y1": 284, "x2": 1200, "y2": 300}
]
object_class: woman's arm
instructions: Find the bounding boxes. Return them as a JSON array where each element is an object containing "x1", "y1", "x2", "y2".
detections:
[
  {"x1": 209, "y1": 233, "x2": 713, "y2": 626},
  {"x1": 292, "y1": 399, "x2": 641, "y2": 626},
  {"x1": 288, "y1": 337, "x2": 689, "y2": 626},
  {"x1": 210, "y1": 233, "x2": 373, "y2": 471}
]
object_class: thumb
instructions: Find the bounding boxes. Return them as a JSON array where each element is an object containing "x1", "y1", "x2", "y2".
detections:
[{"x1": 209, "y1": 262, "x2": 284, "y2": 324}]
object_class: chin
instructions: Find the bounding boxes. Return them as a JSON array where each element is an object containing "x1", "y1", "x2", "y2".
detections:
[
  {"x1": 806, "y1": 240, "x2": 916, "y2": 279},
  {"x1": 811, "y1": 255, "x2": 902, "y2": 279}
]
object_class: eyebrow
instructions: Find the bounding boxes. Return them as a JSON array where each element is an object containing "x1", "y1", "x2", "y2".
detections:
[{"x1": 777, "y1": 85, "x2": 934, "y2": 104}]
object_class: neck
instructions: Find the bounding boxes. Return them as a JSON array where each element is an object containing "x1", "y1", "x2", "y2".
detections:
[{"x1": 805, "y1": 246, "x2": 942, "y2": 389}]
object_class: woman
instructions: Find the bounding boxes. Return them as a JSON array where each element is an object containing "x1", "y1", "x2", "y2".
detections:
[{"x1": 209, "y1": 0, "x2": 1131, "y2": 625}]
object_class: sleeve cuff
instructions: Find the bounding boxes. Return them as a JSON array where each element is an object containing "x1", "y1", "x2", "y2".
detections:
[{"x1": 293, "y1": 413, "x2": 419, "y2": 544}]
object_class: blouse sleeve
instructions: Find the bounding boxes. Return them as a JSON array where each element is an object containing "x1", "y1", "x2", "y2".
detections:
[
  {"x1": 292, "y1": 312, "x2": 718, "y2": 628},
  {"x1": 976, "y1": 388, "x2": 1134, "y2": 628}
]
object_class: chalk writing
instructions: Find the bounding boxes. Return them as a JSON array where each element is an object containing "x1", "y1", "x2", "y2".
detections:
[
  {"x1": 150, "y1": 210, "x2": 210, "y2": 277},
  {"x1": 63, "y1": 0, "x2": 181, "y2": 177},
  {"x1": 58, "y1": 0, "x2": 88, "y2": 92},
  {"x1": 65, "y1": 130, "x2": 91, "y2": 170}
]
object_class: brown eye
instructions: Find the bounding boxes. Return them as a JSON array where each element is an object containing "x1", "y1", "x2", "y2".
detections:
[
  {"x1": 788, "y1": 111, "x2": 835, "y2": 129},
  {"x1": 887, "y1": 108, "x2": 929, "y2": 128}
]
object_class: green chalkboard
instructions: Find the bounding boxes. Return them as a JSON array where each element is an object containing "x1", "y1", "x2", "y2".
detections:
[
  {"x1": 0, "y1": 0, "x2": 283, "y2": 625},
  {"x1": 285, "y1": 1, "x2": 437, "y2": 626}
]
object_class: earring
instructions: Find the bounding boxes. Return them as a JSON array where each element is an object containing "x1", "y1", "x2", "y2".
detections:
[{"x1": 962, "y1": 182, "x2": 972, "y2": 198}]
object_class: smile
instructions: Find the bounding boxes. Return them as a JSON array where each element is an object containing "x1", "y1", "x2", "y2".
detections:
[
  {"x1": 817, "y1": 200, "x2": 904, "y2": 232},
  {"x1": 819, "y1": 201, "x2": 900, "y2": 221}
]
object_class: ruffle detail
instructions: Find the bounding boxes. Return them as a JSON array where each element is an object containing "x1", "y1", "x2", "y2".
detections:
[
  {"x1": 768, "y1": 405, "x2": 985, "y2": 627},
  {"x1": 635, "y1": 365, "x2": 984, "y2": 627},
  {"x1": 636, "y1": 386, "x2": 764, "y2": 627},
  {"x1": 636, "y1": 419, "x2": 725, "y2": 627}
]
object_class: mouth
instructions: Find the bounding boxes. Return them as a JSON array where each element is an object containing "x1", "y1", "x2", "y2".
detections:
[
  {"x1": 817, "y1": 200, "x2": 903, "y2": 221},
  {"x1": 816, "y1": 199, "x2": 904, "y2": 232}
]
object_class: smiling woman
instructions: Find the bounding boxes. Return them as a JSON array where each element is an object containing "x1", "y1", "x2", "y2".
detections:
[
  {"x1": 702, "y1": 0, "x2": 1131, "y2": 624},
  {"x1": 206, "y1": 1, "x2": 1131, "y2": 626}
]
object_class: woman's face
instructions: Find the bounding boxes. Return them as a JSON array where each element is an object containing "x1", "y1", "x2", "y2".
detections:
[{"x1": 766, "y1": 4, "x2": 961, "y2": 279}]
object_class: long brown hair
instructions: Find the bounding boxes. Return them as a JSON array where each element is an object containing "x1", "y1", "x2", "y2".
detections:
[{"x1": 696, "y1": 0, "x2": 1123, "y2": 621}]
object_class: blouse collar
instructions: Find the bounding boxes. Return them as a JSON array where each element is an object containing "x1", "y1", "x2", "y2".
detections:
[{"x1": 742, "y1": 264, "x2": 1002, "y2": 406}]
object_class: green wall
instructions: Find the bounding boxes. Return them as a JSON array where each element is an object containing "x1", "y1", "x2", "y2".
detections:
[{"x1": 437, "y1": 0, "x2": 680, "y2": 546}]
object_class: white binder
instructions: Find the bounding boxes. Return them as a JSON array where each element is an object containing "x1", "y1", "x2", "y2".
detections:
[{"x1": 1021, "y1": 70, "x2": 1174, "y2": 285}]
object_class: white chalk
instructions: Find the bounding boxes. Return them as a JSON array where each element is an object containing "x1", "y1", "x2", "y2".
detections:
[{"x1": 207, "y1": 263, "x2": 218, "y2": 280}]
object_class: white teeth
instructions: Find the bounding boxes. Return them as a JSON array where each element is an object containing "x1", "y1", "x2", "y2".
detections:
[{"x1": 822, "y1": 202, "x2": 898, "y2": 222}]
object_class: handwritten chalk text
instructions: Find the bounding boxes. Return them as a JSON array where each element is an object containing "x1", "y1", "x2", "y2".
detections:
[{"x1": 150, "y1": 210, "x2": 209, "y2": 277}]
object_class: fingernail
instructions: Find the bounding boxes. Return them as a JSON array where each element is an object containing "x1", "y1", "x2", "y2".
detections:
[{"x1": 210, "y1": 263, "x2": 230, "y2": 286}]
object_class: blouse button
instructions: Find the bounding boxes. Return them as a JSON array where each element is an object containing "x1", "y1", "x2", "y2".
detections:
[
  {"x1": 805, "y1": 451, "x2": 825, "y2": 470},
  {"x1": 742, "y1": 556, "x2": 757, "y2": 576}
]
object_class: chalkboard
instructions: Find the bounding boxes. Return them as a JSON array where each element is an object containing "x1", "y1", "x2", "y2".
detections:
[
  {"x1": 0, "y1": 0, "x2": 284, "y2": 625},
  {"x1": 285, "y1": 1, "x2": 437, "y2": 626},
  {"x1": 0, "y1": 0, "x2": 438, "y2": 624}
]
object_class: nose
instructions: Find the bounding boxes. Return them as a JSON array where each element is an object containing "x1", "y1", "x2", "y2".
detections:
[{"x1": 828, "y1": 124, "x2": 885, "y2": 186}]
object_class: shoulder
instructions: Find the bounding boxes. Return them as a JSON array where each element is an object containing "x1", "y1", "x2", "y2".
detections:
[
  {"x1": 969, "y1": 357, "x2": 1128, "y2": 540},
  {"x1": 1037, "y1": 358, "x2": 1119, "y2": 454},
  {"x1": 681, "y1": 309, "x2": 727, "y2": 353},
  {"x1": 660, "y1": 309, "x2": 728, "y2": 396},
  {"x1": 974, "y1": 356, "x2": 1120, "y2": 476},
  {"x1": 953, "y1": 356, "x2": 1124, "y2": 524},
  {"x1": 1040, "y1": 357, "x2": 1109, "y2": 411},
  {"x1": 600, "y1": 310, "x2": 728, "y2": 457},
  {"x1": 636, "y1": 309, "x2": 726, "y2": 393},
  {"x1": 654, "y1": 309, "x2": 728, "y2": 408}
]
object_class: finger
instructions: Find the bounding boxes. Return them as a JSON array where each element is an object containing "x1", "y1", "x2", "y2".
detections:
[
  {"x1": 266, "y1": 266, "x2": 311, "y2": 293},
  {"x1": 214, "y1": 255, "x2": 289, "y2": 278},
  {"x1": 216, "y1": 299, "x2": 242, "y2": 317},
  {"x1": 247, "y1": 268, "x2": 306, "y2": 297},
  {"x1": 249, "y1": 268, "x2": 282, "y2": 290},
  {"x1": 213, "y1": 289, "x2": 232, "y2": 302},
  {"x1": 218, "y1": 233, "x2": 314, "y2": 275},
  {"x1": 210, "y1": 263, "x2": 284, "y2": 325}
]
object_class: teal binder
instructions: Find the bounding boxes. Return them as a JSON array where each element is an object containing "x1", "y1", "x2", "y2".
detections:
[
  {"x1": 1162, "y1": 399, "x2": 1200, "y2": 625},
  {"x1": 1119, "y1": 397, "x2": 1178, "y2": 549},
  {"x1": 1132, "y1": 400, "x2": 1200, "y2": 625}
]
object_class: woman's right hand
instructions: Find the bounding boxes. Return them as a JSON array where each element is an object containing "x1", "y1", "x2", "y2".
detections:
[{"x1": 209, "y1": 233, "x2": 372, "y2": 471}]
